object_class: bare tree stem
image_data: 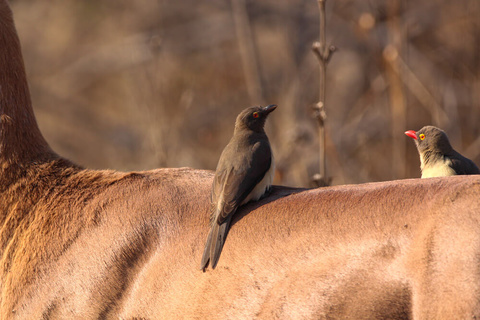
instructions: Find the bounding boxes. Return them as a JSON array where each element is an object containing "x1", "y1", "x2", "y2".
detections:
[{"x1": 312, "y1": 0, "x2": 336, "y2": 187}]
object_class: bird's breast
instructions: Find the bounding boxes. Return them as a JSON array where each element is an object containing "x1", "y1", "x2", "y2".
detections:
[{"x1": 421, "y1": 158, "x2": 456, "y2": 178}]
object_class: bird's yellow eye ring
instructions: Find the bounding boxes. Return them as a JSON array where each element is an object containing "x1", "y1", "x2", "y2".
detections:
[
  {"x1": 253, "y1": 112, "x2": 259, "y2": 118},
  {"x1": 419, "y1": 134, "x2": 425, "y2": 140}
]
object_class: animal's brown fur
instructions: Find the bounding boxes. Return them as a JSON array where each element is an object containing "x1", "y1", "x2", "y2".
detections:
[{"x1": 2, "y1": 1, "x2": 480, "y2": 319}]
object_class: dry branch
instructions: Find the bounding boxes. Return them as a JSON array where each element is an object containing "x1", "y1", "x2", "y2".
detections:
[{"x1": 311, "y1": 0, "x2": 336, "y2": 187}]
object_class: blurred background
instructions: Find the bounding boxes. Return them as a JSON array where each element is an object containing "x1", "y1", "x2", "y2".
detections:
[{"x1": 11, "y1": 0, "x2": 480, "y2": 187}]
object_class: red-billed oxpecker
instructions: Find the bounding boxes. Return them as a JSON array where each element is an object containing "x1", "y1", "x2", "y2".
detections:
[{"x1": 405, "y1": 125, "x2": 479, "y2": 178}]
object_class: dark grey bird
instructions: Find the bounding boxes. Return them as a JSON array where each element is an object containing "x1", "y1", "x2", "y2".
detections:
[
  {"x1": 200, "y1": 105, "x2": 276, "y2": 271},
  {"x1": 405, "y1": 125, "x2": 480, "y2": 178}
]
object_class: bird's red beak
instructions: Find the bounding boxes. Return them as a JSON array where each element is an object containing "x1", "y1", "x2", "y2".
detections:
[{"x1": 404, "y1": 130, "x2": 417, "y2": 140}]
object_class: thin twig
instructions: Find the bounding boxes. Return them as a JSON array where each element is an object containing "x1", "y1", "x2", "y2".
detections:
[{"x1": 311, "y1": 0, "x2": 336, "y2": 187}]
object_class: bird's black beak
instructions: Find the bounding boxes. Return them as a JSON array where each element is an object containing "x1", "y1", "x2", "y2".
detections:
[{"x1": 262, "y1": 104, "x2": 277, "y2": 115}]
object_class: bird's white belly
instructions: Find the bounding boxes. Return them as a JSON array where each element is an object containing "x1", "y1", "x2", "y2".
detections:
[
  {"x1": 421, "y1": 161, "x2": 456, "y2": 178},
  {"x1": 241, "y1": 155, "x2": 275, "y2": 205}
]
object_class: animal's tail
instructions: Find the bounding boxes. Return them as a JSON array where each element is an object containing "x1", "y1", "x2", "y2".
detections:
[{"x1": 200, "y1": 216, "x2": 232, "y2": 271}]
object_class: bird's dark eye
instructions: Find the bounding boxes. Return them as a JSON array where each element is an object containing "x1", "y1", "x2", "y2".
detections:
[
  {"x1": 419, "y1": 134, "x2": 425, "y2": 140},
  {"x1": 252, "y1": 112, "x2": 259, "y2": 118}
]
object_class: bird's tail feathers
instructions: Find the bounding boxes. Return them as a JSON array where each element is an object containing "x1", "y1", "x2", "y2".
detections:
[
  {"x1": 200, "y1": 213, "x2": 233, "y2": 271},
  {"x1": 200, "y1": 225, "x2": 215, "y2": 271},
  {"x1": 210, "y1": 215, "x2": 232, "y2": 269}
]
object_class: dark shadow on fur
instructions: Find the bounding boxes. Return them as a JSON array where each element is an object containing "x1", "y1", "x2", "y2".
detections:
[{"x1": 230, "y1": 185, "x2": 309, "y2": 228}]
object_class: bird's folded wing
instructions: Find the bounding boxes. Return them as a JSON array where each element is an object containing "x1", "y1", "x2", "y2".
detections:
[
  {"x1": 213, "y1": 141, "x2": 272, "y2": 224},
  {"x1": 449, "y1": 154, "x2": 480, "y2": 175}
]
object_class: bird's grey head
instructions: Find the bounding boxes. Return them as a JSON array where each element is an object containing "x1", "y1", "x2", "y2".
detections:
[
  {"x1": 406, "y1": 125, "x2": 453, "y2": 155},
  {"x1": 235, "y1": 105, "x2": 277, "y2": 133}
]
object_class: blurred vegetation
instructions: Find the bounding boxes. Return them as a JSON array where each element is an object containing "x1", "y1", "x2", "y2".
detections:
[{"x1": 11, "y1": 0, "x2": 480, "y2": 187}]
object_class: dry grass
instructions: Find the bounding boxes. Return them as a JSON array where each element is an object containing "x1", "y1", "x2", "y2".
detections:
[{"x1": 11, "y1": 0, "x2": 480, "y2": 187}]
